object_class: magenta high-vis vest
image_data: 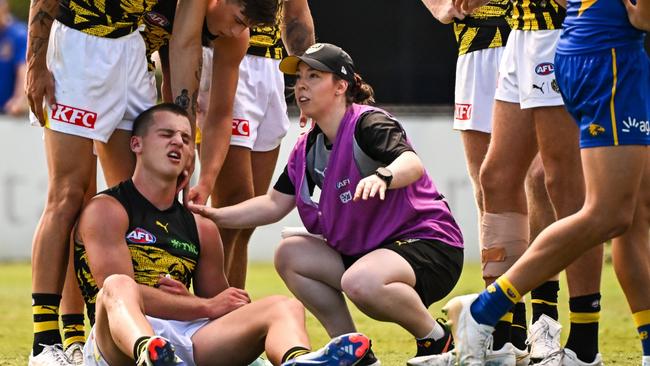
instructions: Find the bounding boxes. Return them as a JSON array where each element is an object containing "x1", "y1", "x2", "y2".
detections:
[{"x1": 287, "y1": 104, "x2": 464, "y2": 256}]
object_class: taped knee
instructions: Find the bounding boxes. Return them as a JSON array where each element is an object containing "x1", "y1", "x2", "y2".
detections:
[{"x1": 481, "y1": 212, "x2": 529, "y2": 279}]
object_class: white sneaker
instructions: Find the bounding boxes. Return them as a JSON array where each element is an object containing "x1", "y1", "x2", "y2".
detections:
[
  {"x1": 561, "y1": 349, "x2": 603, "y2": 366},
  {"x1": 643, "y1": 355, "x2": 650, "y2": 366},
  {"x1": 486, "y1": 342, "x2": 516, "y2": 366},
  {"x1": 512, "y1": 344, "x2": 530, "y2": 366},
  {"x1": 248, "y1": 357, "x2": 273, "y2": 366},
  {"x1": 29, "y1": 344, "x2": 71, "y2": 366},
  {"x1": 537, "y1": 349, "x2": 603, "y2": 366},
  {"x1": 64, "y1": 343, "x2": 84, "y2": 366},
  {"x1": 527, "y1": 315, "x2": 562, "y2": 362},
  {"x1": 443, "y1": 294, "x2": 495, "y2": 366},
  {"x1": 407, "y1": 351, "x2": 456, "y2": 366}
]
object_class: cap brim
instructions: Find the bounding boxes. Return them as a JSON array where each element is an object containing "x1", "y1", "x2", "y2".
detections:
[{"x1": 279, "y1": 56, "x2": 334, "y2": 75}]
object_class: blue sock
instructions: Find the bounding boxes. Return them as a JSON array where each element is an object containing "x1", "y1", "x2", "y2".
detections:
[
  {"x1": 639, "y1": 324, "x2": 650, "y2": 356},
  {"x1": 470, "y1": 280, "x2": 519, "y2": 326}
]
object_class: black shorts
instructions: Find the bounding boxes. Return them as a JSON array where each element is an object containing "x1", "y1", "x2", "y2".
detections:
[{"x1": 341, "y1": 239, "x2": 464, "y2": 308}]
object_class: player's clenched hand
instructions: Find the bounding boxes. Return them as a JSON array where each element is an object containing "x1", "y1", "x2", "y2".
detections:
[
  {"x1": 353, "y1": 175, "x2": 387, "y2": 202},
  {"x1": 156, "y1": 274, "x2": 191, "y2": 296},
  {"x1": 208, "y1": 287, "x2": 251, "y2": 318},
  {"x1": 453, "y1": 0, "x2": 490, "y2": 16},
  {"x1": 25, "y1": 62, "x2": 55, "y2": 126},
  {"x1": 622, "y1": 0, "x2": 650, "y2": 31},
  {"x1": 422, "y1": 0, "x2": 466, "y2": 24}
]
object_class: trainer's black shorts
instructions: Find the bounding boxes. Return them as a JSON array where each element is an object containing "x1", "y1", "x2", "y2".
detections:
[{"x1": 340, "y1": 239, "x2": 463, "y2": 308}]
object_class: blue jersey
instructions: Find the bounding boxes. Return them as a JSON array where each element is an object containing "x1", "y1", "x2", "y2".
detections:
[
  {"x1": 557, "y1": 0, "x2": 645, "y2": 54},
  {"x1": 0, "y1": 19, "x2": 27, "y2": 110}
]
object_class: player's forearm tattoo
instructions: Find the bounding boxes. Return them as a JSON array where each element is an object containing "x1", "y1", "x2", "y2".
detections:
[
  {"x1": 284, "y1": 20, "x2": 314, "y2": 55},
  {"x1": 31, "y1": 10, "x2": 54, "y2": 28},
  {"x1": 191, "y1": 90, "x2": 198, "y2": 117},
  {"x1": 28, "y1": 35, "x2": 49, "y2": 56}
]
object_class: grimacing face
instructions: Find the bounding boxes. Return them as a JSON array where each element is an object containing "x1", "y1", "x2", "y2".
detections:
[
  {"x1": 136, "y1": 112, "x2": 193, "y2": 180},
  {"x1": 205, "y1": 0, "x2": 251, "y2": 38}
]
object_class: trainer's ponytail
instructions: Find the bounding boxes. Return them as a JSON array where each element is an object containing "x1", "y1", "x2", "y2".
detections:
[{"x1": 335, "y1": 73, "x2": 375, "y2": 105}]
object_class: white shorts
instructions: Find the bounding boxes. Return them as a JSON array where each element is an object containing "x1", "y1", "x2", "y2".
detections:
[
  {"x1": 199, "y1": 49, "x2": 290, "y2": 151},
  {"x1": 453, "y1": 47, "x2": 504, "y2": 133},
  {"x1": 83, "y1": 316, "x2": 209, "y2": 366},
  {"x1": 495, "y1": 29, "x2": 564, "y2": 109},
  {"x1": 29, "y1": 21, "x2": 156, "y2": 142}
]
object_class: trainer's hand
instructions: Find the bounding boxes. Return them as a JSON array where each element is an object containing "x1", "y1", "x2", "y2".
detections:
[
  {"x1": 177, "y1": 150, "x2": 196, "y2": 207},
  {"x1": 156, "y1": 275, "x2": 191, "y2": 296},
  {"x1": 422, "y1": 0, "x2": 466, "y2": 23},
  {"x1": 187, "y1": 202, "x2": 221, "y2": 223},
  {"x1": 353, "y1": 175, "x2": 387, "y2": 202},
  {"x1": 208, "y1": 287, "x2": 251, "y2": 318},
  {"x1": 453, "y1": 0, "x2": 489, "y2": 16},
  {"x1": 25, "y1": 62, "x2": 55, "y2": 126},
  {"x1": 622, "y1": 0, "x2": 650, "y2": 31}
]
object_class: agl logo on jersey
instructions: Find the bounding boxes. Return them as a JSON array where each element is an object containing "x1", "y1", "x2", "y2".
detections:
[
  {"x1": 535, "y1": 63, "x2": 555, "y2": 75},
  {"x1": 126, "y1": 227, "x2": 157, "y2": 244}
]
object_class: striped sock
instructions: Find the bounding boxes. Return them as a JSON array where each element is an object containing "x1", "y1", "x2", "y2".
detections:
[
  {"x1": 133, "y1": 336, "x2": 151, "y2": 360},
  {"x1": 32, "y1": 293, "x2": 62, "y2": 356},
  {"x1": 565, "y1": 293, "x2": 601, "y2": 363},
  {"x1": 62, "y1": 314, "x2": 85, "y2": 349},
  {"x1": 511, "y1": 301, "x2": 528, "y2": 350},
  {"x1": 531, "y1": 281, "x2": 559, "y2": 322},
  {"x1": 282, "y1": 346, "x2": 311, "y2": 363},
  {"x1": 471, "y1": 277, "x2": 521, "y2": 326},
  {"x1": 493, "y1": 312, "x2": 513, "y2": 350},
  {"x1": 633, "y1": 309, "x2": 650, "y2": 356}
]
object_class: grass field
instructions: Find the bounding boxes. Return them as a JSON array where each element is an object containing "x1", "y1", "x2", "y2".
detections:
[{"x1": 0, "y1": 261, "x2": 642, "y2": 365}]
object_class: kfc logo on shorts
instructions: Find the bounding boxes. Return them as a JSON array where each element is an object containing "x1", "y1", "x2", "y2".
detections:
[
  {"x1": 454, "y1": 103, "x2": 472, "y2": 121},
  {"x1": 232, "y1": 119, "x2": 250, "y2": 137},
  {"x1": 535, "y1": 62, "x2": 555, "y2": 75},
  {"x1": 144, "y1": 12, "x2": 170, "y2": 27},
  {"x1": 51, "y1": 104, "x2": 97, "y2": 129},
  {"x1": 126, "y1": 227, "x2": 157, "y2": 244}
]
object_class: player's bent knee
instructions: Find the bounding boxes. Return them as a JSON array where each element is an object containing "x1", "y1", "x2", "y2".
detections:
[
  {"x1": 481, "y1": 212, "x2": 529, "y2": 279},
  {"x1": 583, "y1": 205, "x2": 634, "y2": 239},
  {"x1": 101, "y1": 274, "x2": 136, "y2": 299},
  {"x1": 480, "y1": 164, "x2": 521, "y2": 197},
  {"x1": 44, "y1": 184, "x2": 87, "y2": 218}
]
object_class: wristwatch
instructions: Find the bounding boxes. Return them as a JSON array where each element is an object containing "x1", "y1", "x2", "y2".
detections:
[{"x1": 374, "y1": 167, "x2": 393, "y2": 188}]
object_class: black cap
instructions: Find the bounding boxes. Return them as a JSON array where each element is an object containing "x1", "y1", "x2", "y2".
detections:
[{"x1": 279, "y1": 43, "x2": 356, "y2": 84}]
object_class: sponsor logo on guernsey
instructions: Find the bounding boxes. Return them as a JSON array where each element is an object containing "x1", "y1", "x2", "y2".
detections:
[
  {"x1": 232, "y1": 118, "x2": 250, "y2": 136},
  {"x1": 126, "y1": 227, "x2": 157, "y2": 244},
  {"x1": 532, "y1": 83, "x2": 545, "y2": 94},
  {"x1": 588, "y1": 123, "x2": 605, "y2": 137},
  {"x1": 51, "y1": 104, "x2": 97, "y2": 129},
  {"x1": 170, "y1": 239, "x2": 198, "y2": 255},
  {"x1": 535, "y1": 62, "x2": 555, "y2": 75},
  {"x1": 144, "y1": 12, "x2": 170, "y2": 27},
  {"x1": 551, "y1": 79, "x2": 560, "y2": 93},
  {"x1": 156, "y1": 221, "x2": 169, "y2": 233},
  {"x1": 622, "y1": 117, "x2": 650, "y2": 136},
  {"x1": 454, "y1": 103, "x2": 472, "y2": 121},
  {"x1": 339, "y1": 191, "x2": 353, "y2": 203}
]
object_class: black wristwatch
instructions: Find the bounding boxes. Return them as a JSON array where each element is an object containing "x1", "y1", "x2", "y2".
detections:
[{"x1": 375, "y1": 167, "x2": 393, "y2": 188}]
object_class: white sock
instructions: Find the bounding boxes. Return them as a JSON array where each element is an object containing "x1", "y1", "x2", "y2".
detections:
[{"x1": 418, "y1": 321, "x2": 445, "y2": 341}]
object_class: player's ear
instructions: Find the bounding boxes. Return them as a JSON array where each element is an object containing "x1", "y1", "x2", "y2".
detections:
[{"x1": 130, "y1": 135, "x2": 143, "y2": 153}]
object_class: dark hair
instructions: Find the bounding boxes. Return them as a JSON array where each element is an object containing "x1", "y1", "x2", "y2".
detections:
[
  {"x1": 335, "y1": 73, "x2": 375, "y2": 105},
  {"x1": 132, "y1": 103, "x2": 190, "y2": 137},
  {"x1": 234, "y1": 0, "x2": 280, "y2": 27}
]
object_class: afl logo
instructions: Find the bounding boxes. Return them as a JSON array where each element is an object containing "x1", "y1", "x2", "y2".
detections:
[
  {"x1": 144, "y1": 12, "x2": 170, "y2": 28},
  {"x1": 126, "y1": 227, "x2": 157, "y2": 244},
  {"x1": 535, "y1": 63, "x2": 555, "y2": 75}
]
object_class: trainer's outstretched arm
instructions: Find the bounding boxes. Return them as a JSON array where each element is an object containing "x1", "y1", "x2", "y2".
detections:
[
  {"x1": 189, "y1": 189, "x2": 296, "y2": 229},
  {"x1": 25, "y1": 0, "x2": 58, "y2": 125},
  {"x1": 420, "y1": 0, "x2": 465, "y2": 24},
  {"x1": 281, "y1": 0, "x2": 315, "y2": 55}
]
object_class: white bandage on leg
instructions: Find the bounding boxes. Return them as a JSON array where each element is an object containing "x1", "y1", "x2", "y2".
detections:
[
  {"x1": 481, "y1": 212, "x2": 529, "y2": 279},
  {"x1": 280, "y1": 226, "x2": 325, "y2": 240}
]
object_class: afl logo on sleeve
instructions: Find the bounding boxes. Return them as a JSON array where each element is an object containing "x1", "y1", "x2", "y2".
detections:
[
  {"x1": 144, "y1": 12, "x2": 170, "y2": 27},
  {"x1": 232, "y1": 119, "x2": 250, "y2": 136},
  {"x1": 126, "y1": 227, "x2": 157, "y2": 244}
]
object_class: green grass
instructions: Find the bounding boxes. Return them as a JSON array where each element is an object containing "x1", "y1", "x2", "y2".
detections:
[{"x1": 0, "y1": 262, "x2": 641, "y2": 364}]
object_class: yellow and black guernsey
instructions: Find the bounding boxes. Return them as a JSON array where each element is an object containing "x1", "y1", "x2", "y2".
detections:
[
  {"x1": 454, "y1": 0, "x2": 512, "y2": 56},
  {"x1": 74, "y1": 179, "x2": 200, "y2": 324},
  {"x1": 248, "y1": 0, "x2": 285, "y2": 59},
  {"x1": 57, "y1": 0, "x2": 159, "y2": 38},
  {"x1": 140, "y1": 0, "x2": 176, "y2": 71},
  {"x1": 509, "y1": 0, "x2": 566, "y2": 31}
]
